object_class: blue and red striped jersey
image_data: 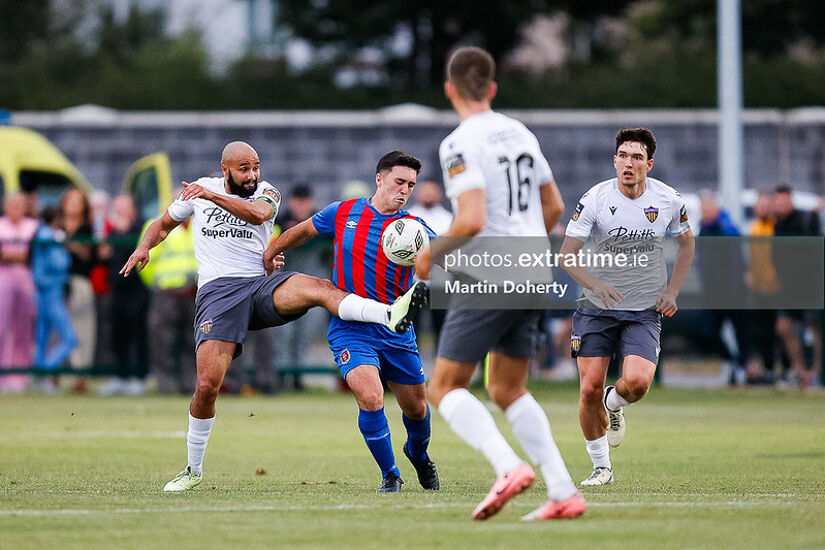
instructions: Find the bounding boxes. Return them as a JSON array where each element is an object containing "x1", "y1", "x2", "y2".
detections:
[{"x1": 312, "y1": 198, "x2": 436, "y2": 305}]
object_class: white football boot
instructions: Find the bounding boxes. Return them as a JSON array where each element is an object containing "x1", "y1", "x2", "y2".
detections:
[
  {"x1": 579, "y1": 467, "x2": 614, "y2": 486},
  {"x1": 163, "y1": 466, "x2": 202, "y2": 492}
]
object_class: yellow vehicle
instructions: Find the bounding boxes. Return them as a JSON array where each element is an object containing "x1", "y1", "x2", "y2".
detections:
[
  {"x1": 0, "y1": 126, "x2": 91, "y2": 209},
  {"x1": 122, "y1": 151, "x2": 174, "y2": 221}
]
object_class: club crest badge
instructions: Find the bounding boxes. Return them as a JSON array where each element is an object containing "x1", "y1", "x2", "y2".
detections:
[
  {"x1": 571, "y1": 334, "x2": 581, "y2": 353},
  {"x1": 199, "y1": 319, "x2": 214, "y2": 334},
  {"x1": 644, "y1": 206, "x2": 659, "y2": 223},
  {"x1": 340, "y1": 349, "x2": 351, "y2": 365}
]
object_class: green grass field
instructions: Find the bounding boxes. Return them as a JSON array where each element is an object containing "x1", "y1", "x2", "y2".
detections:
[{"x1": 1, "y1": 383, "x2": 823, "y2": 549}]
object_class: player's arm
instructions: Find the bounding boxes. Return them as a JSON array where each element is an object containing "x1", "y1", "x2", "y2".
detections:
[
  {"x1": 539, "y1": 180, "x2": 564, "y2": 233},
  {"x1": 119, "y1": 211, "x2": 181, "y2": 277},
  {"x1": 414, "y1": 189, "x2": 485, "y2": 280},
  {"x1": 263, "y1": 218, "x2": 319, "y2": 274},
  {"x1": 559, "y1": 235, "x2": 624, "y2": 309},
  {"x1": 656, "y1": 229, "x2": 695, "y2": 317},
  {"x1": 180, "y1": 181, "x2": 273, "y2": 225}
]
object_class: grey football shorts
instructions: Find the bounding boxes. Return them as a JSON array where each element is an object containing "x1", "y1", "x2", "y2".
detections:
[
  {"x1": 437, "y1": 309, "x2": 540, "y2": 364},
  {"x1": 194, "y1": 271, "x2": 302, "y2": 358},
  {"x1": 571, "y1": 307, "x2": 662, "y2": 365}
]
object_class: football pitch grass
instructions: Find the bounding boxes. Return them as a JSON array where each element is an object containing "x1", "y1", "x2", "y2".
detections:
[{"x1": 1, "y1": 383, "x2": 823, "y2": 549}]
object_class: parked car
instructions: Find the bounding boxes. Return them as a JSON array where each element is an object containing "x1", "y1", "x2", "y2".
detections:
[{"x1": 0, "y1": 126, "x2": 91, "y2": 211}]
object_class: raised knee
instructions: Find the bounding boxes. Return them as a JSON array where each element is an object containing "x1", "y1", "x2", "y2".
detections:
[{"x1": 623, "y1": 375, "x2": 650, "y2": 399}]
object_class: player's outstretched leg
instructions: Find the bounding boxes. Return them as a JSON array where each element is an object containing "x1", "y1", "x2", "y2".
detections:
[
  {"x1": 272, "y1": 275, "x2": 422, "y2": 335},
  {"x1": 386, "y1": 281, "x2": 428, "y2": 334}
]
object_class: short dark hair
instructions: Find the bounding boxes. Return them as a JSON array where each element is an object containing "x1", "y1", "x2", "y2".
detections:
[
  {"x1": 775, "y1": 184, "x2": 792, "y2": 195},
  {"x1": 615, "y1": 127, "x2": 657, "y2": 159},
  {"x1": 376, "y1": 151, "x2": 422, "y2": 175},
  {"x1": 446, "y1": 47, "x2": 495, "y2": 101}
]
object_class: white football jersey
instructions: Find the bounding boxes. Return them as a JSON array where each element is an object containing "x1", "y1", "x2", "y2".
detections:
[
  {"x1": 565, "y1": 177, "x2": 691, "y2": 310},
  {"x1": 167, "y1": 176, "x2": 281, "y2": 288},
  {"x1": 439, "y1": 111, "x2": 554, "y2": 237}
]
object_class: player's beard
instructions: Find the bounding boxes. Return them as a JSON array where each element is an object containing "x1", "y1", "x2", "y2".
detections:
[{"x1": 227, "y1": 169, "x2": 257, "y2": 198}]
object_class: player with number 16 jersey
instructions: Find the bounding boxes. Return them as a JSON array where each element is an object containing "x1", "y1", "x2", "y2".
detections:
[
  {"x1": 439, "y1": 111, "x2": 554, "y2": 237},
  {"x1": 416, "y1": 46, "x2": 582, "y2": 522}
]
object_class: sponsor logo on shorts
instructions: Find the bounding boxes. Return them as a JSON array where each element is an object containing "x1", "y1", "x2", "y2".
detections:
[
  {"x1": 340, "y1": 349, "x2": 351, "y2": 364},
  {"x1": 644, "y1": 205, "x2": 659, "y2": 223},
  {"x1": 571, "y1": 334, "x2": 581, "y2": 352},
  {"x1": 199, "y1": 319, "x2": 214, "y2": 334}
]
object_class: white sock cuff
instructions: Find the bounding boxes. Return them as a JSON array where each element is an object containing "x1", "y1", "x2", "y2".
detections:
[
  {"x1": 338, "y1": 294, "x2": 389, "y2": 324},
  {"x1": 585, "y1": 435, "x2": 608, "y2": 447},
  {"x1": 584, "y1": 435, "x2": 611, "y2": 469},
  {"x1": 606, "y1": 387, "x2": 630, "y2": 412},
  {"x1": 437, "y1": 388, "x2": 474, "y2": 422},
  {"x1": 189, "y1": 413, "x2": 215, "y2": 433},
  {"x1": 504, "y1": 392, "x2": 538, "y2": 424}
]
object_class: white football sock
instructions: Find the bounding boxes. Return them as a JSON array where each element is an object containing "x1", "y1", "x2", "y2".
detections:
[
  {"x1": 187, "y1": 413, "x2": 215, "y2": 476},
  {"x1": 337, "y1": 294, "x2": 390, "y2": 324},
  {"x1": 438, "y1": 388, "x2": 522, "y2": 477},
  {"x1": 585, "y1": 435, "x2": 611, "y2": 470},
  {"x1": 605, "y1": 386, "x2": 630, "y2": 412},
  {"x1": 505, "y1": 393, "x2": 577, "y2": 501}
]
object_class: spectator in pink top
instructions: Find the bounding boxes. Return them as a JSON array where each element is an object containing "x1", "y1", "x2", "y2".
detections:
[{"x1": 0, "y1": 193, "x2": 39, "y2": 393}]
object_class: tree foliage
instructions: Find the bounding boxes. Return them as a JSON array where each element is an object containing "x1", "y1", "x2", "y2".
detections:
[
  {"x1": 650, "y1": 0, "x2": 825, "y2": 57},
  {"x1": 0, "y1": 1, "x2": 823, "y2": 110},
  {"x1": 276, "y1": 0, "x2": 561, "y2": 88}
]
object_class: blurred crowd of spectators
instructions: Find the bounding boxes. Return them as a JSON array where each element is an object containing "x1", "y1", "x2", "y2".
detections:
[
  {"x1": 693, "y1": 186, "x2": 822, "y2": 388},
  {"x1": 0, "y1": 183, "x2": 822, "y2": 395}
]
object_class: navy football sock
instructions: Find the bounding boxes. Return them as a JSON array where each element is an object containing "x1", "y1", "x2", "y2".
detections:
[
  {"x1": 402, "y1": 405, "x2": 431, "y2": 462},
  {"x1": 358, "y1": 408, "x2": 399, "y2": 478}
]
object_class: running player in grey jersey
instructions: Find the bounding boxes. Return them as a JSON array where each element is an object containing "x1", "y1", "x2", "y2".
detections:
[
  {"x1": 559, "y1": 128, "x2": 695, "y2": 486},
  {"x1": 415, "y1": 47, "x2": 585, "y2": 522},
  {"x1": 120, "y1": 142, "x2": 425, "y2": 492}
]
